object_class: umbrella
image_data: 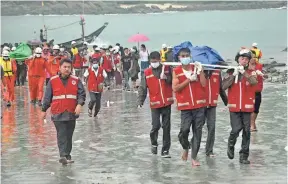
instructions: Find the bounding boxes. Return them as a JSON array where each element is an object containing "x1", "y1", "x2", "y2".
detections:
[
  {"x1": 27, "y1": 39, "x2": 42, "y2": 46},
  {"x1": 128, "y1": 33, "x2": 149, "y2": 49}
]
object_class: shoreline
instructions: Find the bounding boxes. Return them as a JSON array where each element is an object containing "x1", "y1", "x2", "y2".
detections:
[{"x1": 1, "y1": 1, "x2": 287, "y2": 16}]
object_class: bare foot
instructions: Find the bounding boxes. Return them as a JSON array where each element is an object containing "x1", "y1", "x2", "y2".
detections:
[
  {"x1": 181, "y1": 150, "x2": 188, "y2": 161},
  {"x1": 192, "y1": 159, "x2": 200, "y2": 166}
]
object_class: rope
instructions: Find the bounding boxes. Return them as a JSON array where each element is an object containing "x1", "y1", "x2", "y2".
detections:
[{"x1": 46, "y1": 21, "x2": 79, "y2": 31}]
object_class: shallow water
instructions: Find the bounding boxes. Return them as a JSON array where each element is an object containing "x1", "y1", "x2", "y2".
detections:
[{"x1": 1, "y1": 82, "x2": 287, "y2": 184}]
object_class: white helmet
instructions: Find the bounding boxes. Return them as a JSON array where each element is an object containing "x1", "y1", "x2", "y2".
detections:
[
  {"x1": 83, "y1": 41, "x2": 88, "y2": 45},
  {"x1": 130, "y1": 48, "x2": 135, "y2": 53},
  {"x1": 2, "y1": 50, "x2": 9, "y2": 57},
  {"x1": 11, "y1": 47, "x2": 16, "y2": 51},
  {"x1": 53, "y1": 45, "x2": 60, "y2": 50},
  {"x1": 252, "y1": 42, "x2": 258, "y2": 47},
  {"x1": 95, "y1": 47, "x2": 100, "y2": 51},
  {"x1": 113, "y1": 46, "x2": 120, "y2": 52},
  {"x1": 71, "y1": 41, "x2": 76, "y2": 45},
  {"x1": 35, "y1": 47, "x2": 42, "y2": 53},
  {"x1": 162, "y1": 44, "x2": 167, "y2": 49},
  {"x1": 3, "y1": 46, "x2": 10, "y2": 51}
]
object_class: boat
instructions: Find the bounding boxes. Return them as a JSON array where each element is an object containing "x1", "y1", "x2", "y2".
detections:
[{"x1": 58, "y1": 22, "x2": 109, "y2": 49}]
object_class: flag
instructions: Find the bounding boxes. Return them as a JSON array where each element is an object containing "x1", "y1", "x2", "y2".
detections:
[{"x1": 42, "y1": 1, "x2": 44, "y2": 7}]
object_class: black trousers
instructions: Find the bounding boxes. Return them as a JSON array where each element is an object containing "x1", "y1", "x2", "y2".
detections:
[
  {"x1": 150, "y1": 105, "x2": 171, "y2": 153},
  {"x1": 228, "y1": 112, "x2": 251, "y2": 159},
  {"x1": 204, "y1": 106, "x2": 216, "y2": 155},
  {"x1": 54, "y1": 120, "x2": 76, "y2": 159},
  {"x1": 178, "y1": 107, "x2": 205, "y2": 159},
  {"x1": 16, "y1": 63, "x2": 26, "y2": 86},
  {"x1": 88, "y1": 92, "x2": 102, "y2": 116}
]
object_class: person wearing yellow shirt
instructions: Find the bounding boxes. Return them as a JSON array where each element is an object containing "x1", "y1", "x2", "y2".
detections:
[
  {"x1": 160, "y1": 44, "x2": 168, "y2": 63},
  {"x1": 251, "y1": 43, "x2": 262, "y2": 63}
]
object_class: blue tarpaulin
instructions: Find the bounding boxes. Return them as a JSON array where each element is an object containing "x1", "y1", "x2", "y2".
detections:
[{"x1": 173, "y1": 41, "x2": 225, "y2": 65}]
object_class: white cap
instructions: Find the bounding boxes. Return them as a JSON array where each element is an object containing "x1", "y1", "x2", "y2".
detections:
[
  {"x1": 95, "y1": 47, "x2": 100, "y2": 51},
  {"x1": 35, "y1": 47, "x2": 42, "y2": 53},
  {"x1": 162, "y1": 44, "x2": 167, "y2": 48},
  {"x1": 168, "y1": 45, "x2": 173, "y2": 49},
  {"x1": 252, "y1": 43, "x2": 258, "y2": 47},
  {"x1": 3, "y1": 46, "x2": 10, "y2": 51},
  {"x1": 2, "y1": 50, "x2": 9, "y2": 57},
  {"x1": 71, "y1": 41, "x2": 76, "y2": 45},
  {"x1": 83, "y1": 41, "x2": 88, "y2": 45},
  {"x1": 11, "y1": 47, "x2": 16, "y2": 51},
  {"x1": 113, "y1": 46, "x2": 120, "y2": 52},
  {"x1": 53, "y1": 45, "x2": 60, "y2": 50}
]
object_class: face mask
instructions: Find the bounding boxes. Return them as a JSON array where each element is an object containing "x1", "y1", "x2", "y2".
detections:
[
  {"x1": 93, "y1": 64, "x2": 99, "y2": 70},
  {"x1": 151, "y1": 62, "x2": 160, "y2": 68},
  {"x1": 180, "y1": 57, "x2": 191, "y2": 65},
  {"x1": 106, "y1": 52, "x2": 110, "y2": 56},
  {"x1": 3, "y1": 57, "x2": 9, "y2": 60},
  {"x1": 35, "y1": 53, "x2": 41, "y2": 58}
]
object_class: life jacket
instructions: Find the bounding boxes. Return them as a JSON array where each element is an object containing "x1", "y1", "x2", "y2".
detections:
[
  {"x1": 173, "y1": 66, "x2": 206, "y2": 111},
  {"x1": 160, "y1": 49, "x2": 168, "y2": 62},
  {"x1": 251, "y1": 48, "x2": 261, "y2": 59},
  {"x1": 102, "y1": 55, "x2": 112, "y2": 71},
  {"x1": 227, "y1": 70, "x2": 256, "y2": 112},
  {"x1": 255, "y1": 63, "x2": 263, "y2": 92},
  {"x1": 48, "y1": 55, "x2": 62, "y2": 76},
  {"x1": 50, "y1": 75, "x2": 79, "y2": 115},
  {"x1": 205, "y1": 70, "x2": 221, "y2": 107},
  {"x1": 73, "y1": 53, "x2": 83, "y2": 69},
  {"x1": 25, "y1": 57, "x2": 47, "y2": 77},
  {"x1": 92, "y1": 52, "x2": 102, "y2": 60},
  {"x1": 113, "y1": 53, "x2": 121, "y2": 65},
  {"x1": 144, "y1": 66, "x2": 174, "y2": 109},
  {"x1": 71, "y1": 47, "x2": 78, "y2": 55},
  {"x1": 0, "y1": 58, "x2": 14, "y2": 77},
  {"x1": 87, "y1": 67, "x2": 105, "y2": 93}
]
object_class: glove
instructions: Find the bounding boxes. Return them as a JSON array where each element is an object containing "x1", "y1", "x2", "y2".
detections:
[
  {"x1": 194, "y1": 62, "x2": 202, "y2": 74},
  {"x1": 160, "y1": 72, "x2": 167, "y2": 80},
  {"x1": 232, "y1": 67, "x2": 239, "y2": 76},
  {"x1": 256, "y1": 70, "x2": 264, "y2": 76},
  {"x1": 188, "y1": 74, "x2": 197, "y2": 81},
  {"x1": 237, "y1": 66, "x2": 245, "y2": 74}
]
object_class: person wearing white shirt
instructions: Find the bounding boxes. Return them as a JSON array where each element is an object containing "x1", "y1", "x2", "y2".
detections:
[
  {"x1": 83, "y1": 58, "x2": 107, "y2": 117},
  {"x1": 139, "y1": 44, "x2": 150, "y2": 77}
]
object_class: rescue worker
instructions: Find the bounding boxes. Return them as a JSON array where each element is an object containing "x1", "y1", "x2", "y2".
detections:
[
  {"x1": 203, "y1": 69, "x2": 228, "y2": 157},
  {"x1": 160, "y1": 44, "x2": 168, "y2": 62},
  {"x1": 72, "y1": 42, "x2": 85, "y2": 78},
  {"x1": 172, "y1": 48, "x2": 206, "y2": 166},
  {"x1": 250, "y1": 43, "x2": 263, "y2": 62},
  {"x1": 41, "y1": 58, "x2": 86, "y2": 165},
  {"x1": 249, "y1": 50, "x2": 267, "y2": 132},
  {"x1": 42, "y1": 46, "x2": 51, "y2": 85},
  {"x1": 47, "y1": 45, "x2": 63, "y2": 78},
  {"x1": 222, "y1": 49, "x2": 258, "y2": 164},
  {"x1": 138, "y1": 51, "x2": 174, "y2": 158},
  {"x1": 101, "y1": 46, "x2": 113, "y2": 88},
  {"x1": 84, "y1": 58, "x2": 107, "y2": 117},
  {"x1": 0, "y1": 50, "x2": 17, "y2": 107},
  {"x1": 25, "y1": 47, "x2": 50, "y2": 106}
]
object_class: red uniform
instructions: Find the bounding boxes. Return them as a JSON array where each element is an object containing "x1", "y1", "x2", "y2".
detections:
[
  {"x1": 173, "y1": 66, "x2": 206, "y2": 110},
  {"x1": 204, "y1": 70, "x2": 221, "y2": 107},
  {"x1": 50, "y1": 75, "x2": 79, "y2": 115},
  {"x1": 73, "y1": 53, "x2": 84, "y2": 69},
  {"x1": 255, "y1": 63, "x2": 263, "y2": 92},
  {"x1": 25, "y1": 57, "x2": 50, "y2": 101},
  {"x1": 87, "y1": 67, "x2": 105, "y2": 93},
  {"x1": 144, "y1": 66, "x2": 174, "y2": 109},
  {"x1": 1, "y1": 59, "x2": 17, "y2": 102},
  {"x1": 227, "y1": 70, "x2": 256, "y2": 112},
  {"x1": 47, "y1": 55, "x2": 63, "y2": 76},
  {"x1": 102, "y1": 55, "x2": 112, "y2": 72}
]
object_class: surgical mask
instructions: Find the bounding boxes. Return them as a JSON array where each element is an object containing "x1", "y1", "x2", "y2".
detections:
[
  {"x1": 3, "y1": 57, "x2": 9, "y2": 60},
  {"x1": 93, "y1": 64, "x2": 99, "y2": 70},
  {"x1": 180, "y1": 57, "x2": 191, "y2": 65},
  {"x1": 151, "y1": 62, "x2": 160, "y2": 68},
  {"x1": 35, "y1": 53, "x2": 41, "y2": 58}
]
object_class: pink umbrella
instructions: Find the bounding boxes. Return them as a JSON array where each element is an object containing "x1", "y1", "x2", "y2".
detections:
[
  {"x1": 128, "y1": 33, "x2": 149, "y2": 49},
  {"x1": 128, "y1": 33, "x2": 149, "y2": 42}
]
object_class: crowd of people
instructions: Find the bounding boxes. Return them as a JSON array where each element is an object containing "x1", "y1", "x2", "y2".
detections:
[{"x1": 1, "y1": 40, "x2": 265, "y2": 167}]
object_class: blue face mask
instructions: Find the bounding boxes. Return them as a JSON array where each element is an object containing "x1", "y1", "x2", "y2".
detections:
[
  {"x1": 93, "y1": 64, "x2": 99, "y2": 70},
  {"x1": 180, "y1": 57, "x2": 191, "y2": 65}
]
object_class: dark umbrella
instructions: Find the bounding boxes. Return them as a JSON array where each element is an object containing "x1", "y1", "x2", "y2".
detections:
[{"x1": 27, "y1": 39, "x2": 42, "y2": 46}]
